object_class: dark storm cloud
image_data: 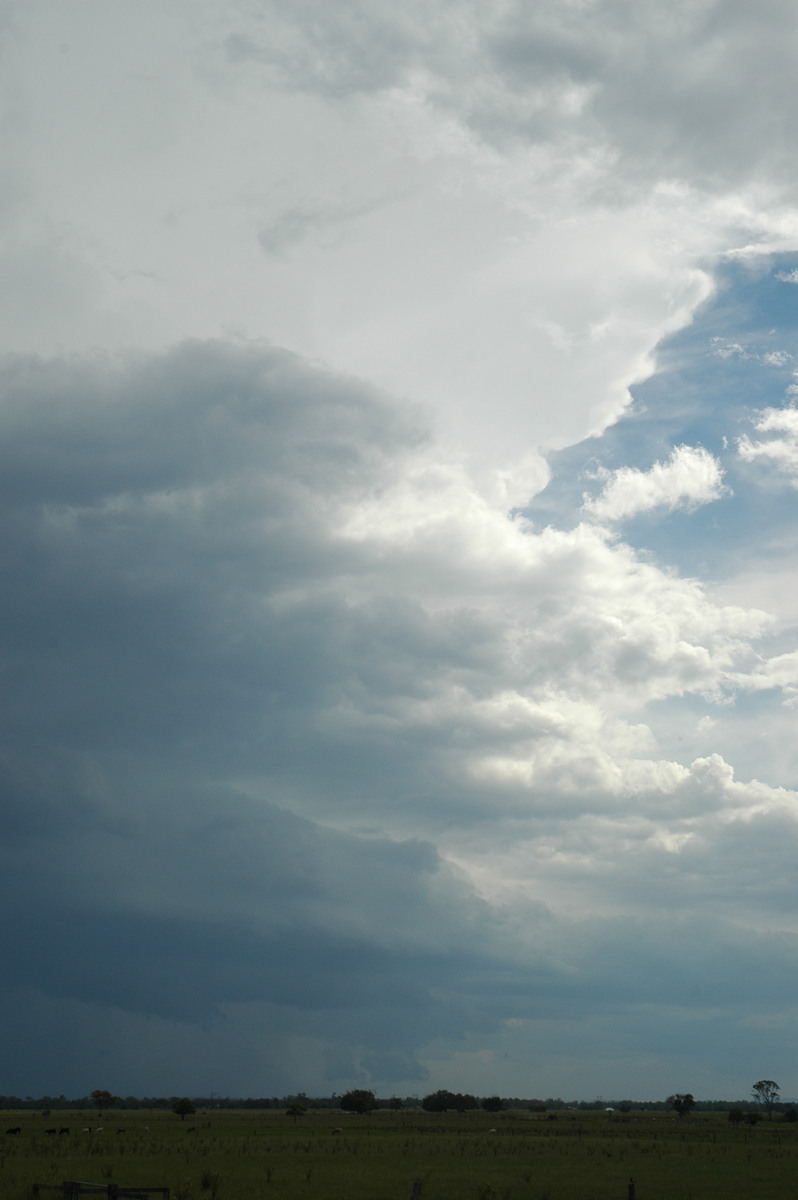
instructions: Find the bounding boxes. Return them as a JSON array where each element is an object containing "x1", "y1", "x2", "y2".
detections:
[
  {"x1": 0, "y1": 339, "x2": 419, "y2": 505},
  {"x1": 0, "y1": 801, "x2": 487, "y2": 1023},
  {"x1": 0, "y1": 339, "x2": 521, "y2": 859},
  {"x1": 6, "y1": 775, "x2": 797, "y2": 1077},
  {"x1": 0, "y1": 338, "x2": 534, "y2": 1086},
  {"x1": 0, "y1": 340, "x2": 425, "y2": 764},
  {"x1": 5, "y1": 0, "x2": 798, "y2": 1104}
]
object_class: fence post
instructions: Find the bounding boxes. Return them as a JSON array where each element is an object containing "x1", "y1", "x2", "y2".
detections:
[
  {"x1": 410, "y1": 1180, "x2": 423, "y2": 1200},
  {"x1": 628, "y1": 1177, "x2": 636, "y2": 1200}
]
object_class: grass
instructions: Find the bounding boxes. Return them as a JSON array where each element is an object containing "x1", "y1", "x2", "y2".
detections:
[{"x1": 1, "y1": 1107, "x2": 795, "y2": 1200}]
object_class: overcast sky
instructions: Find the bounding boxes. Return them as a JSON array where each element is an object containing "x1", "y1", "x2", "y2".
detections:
[{"x1": 4, "y1": 0, "x2": 798, "y2": 1103}]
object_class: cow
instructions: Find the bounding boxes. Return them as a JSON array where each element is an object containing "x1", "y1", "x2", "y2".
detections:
[{"x1": 6, "y1": 1127, "x2": 21, "y2": 1135}]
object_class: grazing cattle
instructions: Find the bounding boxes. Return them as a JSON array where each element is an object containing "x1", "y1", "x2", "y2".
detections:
[
  {"x1": 45, "y1": 1128, "x2": 57, "y2": 1134},
  {"x1": 116, "y1": 1128, "x2": 126, "y2": 1134},
  {"x1": 59, "y1": 1128, "x2": 69, "y2": 1135},
  {"x1": 6, "y1": 1127, "x2": 21, "y2": 1135},
  {"x1": 82, "y1": 1128, "x2": 91, "y2": 1133},
  {"x1": 332, "y1": 1127, "x2": 342, "y2": 1134},
  {"x1": 488, "y1": 1128, "x2": 497, "y2": 1134}
]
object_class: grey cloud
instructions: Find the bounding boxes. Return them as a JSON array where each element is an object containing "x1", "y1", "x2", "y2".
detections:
[
  {"x1": 258, "y1": 195, "x2": 395, "y2": 256},
  {"x1": 0, "y1": 779, "x2": 523, "y2": 1036},
  {"x1": 228, "y1": 0, "x2": 798, "y2": 194},
  {"x1": 0, "y1": 341, "x2": 428, "y2": 769},
  {"x1": 481, "y1": 771, "x2": 798, "y2": 929},
  {"x1": 223, "y1": 3, "x2": 435, "y2": 97},
  {"x1": 258, "y1": 208, "x2": 322, "y2": 255},
  {"x1": 0, "y1": 340, "x2": 421, "y2": 506}
]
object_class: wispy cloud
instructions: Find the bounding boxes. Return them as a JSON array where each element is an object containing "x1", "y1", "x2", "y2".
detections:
[{"x1": 738, "y1": 407, "x2": 798, "y2": 484}]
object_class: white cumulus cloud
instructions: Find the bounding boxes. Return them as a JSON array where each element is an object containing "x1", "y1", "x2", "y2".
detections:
[{"x1": 583, "y1": 444, "x2": 727, "y2": 522}]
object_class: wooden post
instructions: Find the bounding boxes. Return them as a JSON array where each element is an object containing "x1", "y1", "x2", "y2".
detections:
[
  {"x1": 410, "y1": 1180, "x2": 423, "y2": 1200},
  {"x1": 627, "y1": 1177, "x2": 636, "y2": 1200}
]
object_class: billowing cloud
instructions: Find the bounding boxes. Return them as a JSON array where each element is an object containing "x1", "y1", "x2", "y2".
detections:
[
  {"x1": 583, "y1": 444, "x2": 727, "y2": 521},
  {"x1": 0, "y1": 339, "x2": 792, "y2": 1097}
]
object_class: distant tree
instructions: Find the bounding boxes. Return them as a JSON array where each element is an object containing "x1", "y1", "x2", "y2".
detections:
[
  {"x1": 482, "y1": 1096, "x2": 504, "y2": 1113},
  {"x1": 667, "y1": 1093, "x2": 695, "y2": 1118},
  {"x1": 784, "y1": 1108, "x2": 798, "y2": 1123},
  {"x1": 340, "y1": 1089, "x2": 376, "y2": 1114},
  {"x1": 388, "y1": 1096, "x2": 404, "y2": 1110},
  {"x1": 90, "y1": 1090, "x2": 117, "y2": 1117},
  {"x1": 752, "y1": 1080, "x2": 780, "y2": 1119},
  {"x1": 286, "y1": 1103, "x2": 307, "y2": 1122},
  {"x1": 422, "y1": 1090, "x2": 478, "y2": 1113},
  {"x1": 728, "y1": 1109, "x2": 744, "y2": 1125},
  {"x1": 617, "y1": 1102, "x2": 632, "y2": 1114},
  {"x1": 172, "y1": 1098, "x2": 196, "y2": 1121}
]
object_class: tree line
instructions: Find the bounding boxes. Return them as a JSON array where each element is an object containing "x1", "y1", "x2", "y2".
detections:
[{"x1": 0, "y1": 1080, "x2": 791, "y2": 1115}]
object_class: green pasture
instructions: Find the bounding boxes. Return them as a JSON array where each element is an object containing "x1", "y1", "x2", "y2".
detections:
[{"x1": 2, "y1": 1107, "x2": 796, "y2": 1200}]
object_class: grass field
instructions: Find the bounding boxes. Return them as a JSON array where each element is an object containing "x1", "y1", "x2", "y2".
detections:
[{"x1": 2, "y1": 1107, "x2": 795, "y2": 1200}]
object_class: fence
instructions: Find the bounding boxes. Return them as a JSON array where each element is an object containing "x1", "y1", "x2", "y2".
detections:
[{"x1": 33, "y1": 1183, "x2": 169, "y2": 1200}]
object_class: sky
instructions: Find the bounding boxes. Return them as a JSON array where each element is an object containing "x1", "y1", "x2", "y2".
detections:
[{"x1": 4, "y1": 0, "x2": 798, "y2": 1104}]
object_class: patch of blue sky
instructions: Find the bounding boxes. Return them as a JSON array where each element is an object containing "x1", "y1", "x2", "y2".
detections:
[
  {"x1": 527, "y1": 254, "x2": 798, "y2": 586},
  {"x1": 527, "y1": 256, "x2": 798, "y2": 787}
]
